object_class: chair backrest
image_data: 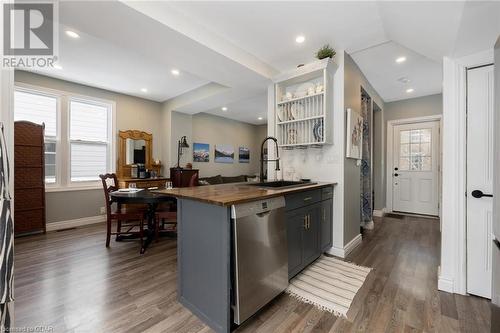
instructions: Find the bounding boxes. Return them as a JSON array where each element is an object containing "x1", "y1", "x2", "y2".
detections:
[{"x1": 99, "y1": 173, "x2": 118, "y2": 215}]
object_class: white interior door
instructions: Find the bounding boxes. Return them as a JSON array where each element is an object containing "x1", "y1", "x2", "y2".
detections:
[
  {"x1": 466, "y1": 65, "x2": 494, "y2": 299},
  {"x1": 391, "y1": 121, "x2": 439, "y2": 216}
]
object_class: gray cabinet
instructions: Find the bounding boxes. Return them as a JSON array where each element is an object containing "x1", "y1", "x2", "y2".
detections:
[
  {"x1": 286, "y1": 187, "x2": 333, "y2": 280},
  {"x1": 321, "y1": 199, "x2": 333, "y2": 251}
]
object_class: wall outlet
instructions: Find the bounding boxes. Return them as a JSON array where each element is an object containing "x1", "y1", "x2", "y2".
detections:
[{"x1": 99, "y1": 207, "x2": 106, "y2": 215}]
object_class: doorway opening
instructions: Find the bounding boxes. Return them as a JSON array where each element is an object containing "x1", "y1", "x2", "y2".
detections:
[{"x1": 386, "y1": 116, "x2": 441, "y2": 217}]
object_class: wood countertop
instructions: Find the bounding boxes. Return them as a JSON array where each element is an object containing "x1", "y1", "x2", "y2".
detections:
[{"x1": 154, "y1": 182, "x2": 336, "y2": 206}]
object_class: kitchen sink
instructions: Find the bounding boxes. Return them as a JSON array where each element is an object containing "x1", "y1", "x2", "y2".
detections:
[{"x1": 248, "y1": 180, "x2": 316, "y2": 188}]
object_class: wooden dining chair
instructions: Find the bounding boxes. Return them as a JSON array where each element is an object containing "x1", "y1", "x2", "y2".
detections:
[
  {"x1": 99, "y1": 173, "x2": 146, "y2": 247},
  {"x1": 154, "y1": 201, "x2": 177, "y2": 241}
]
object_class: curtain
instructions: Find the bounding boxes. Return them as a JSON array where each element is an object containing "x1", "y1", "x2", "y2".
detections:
[
  {"x1": 0, "y1": 123, "x2": 14, "y2": 330},
  {"x1": 360, "y1": 95, "x2": 372, "y2": 226}
]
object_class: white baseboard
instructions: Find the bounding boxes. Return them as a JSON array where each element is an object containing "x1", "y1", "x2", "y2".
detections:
[
  {"x1": 46, "y1": 215, "x2": 106, "y2": 232},
  {"x1": 363, "y1": 220, "x2": 374, "y2": 229},
  {"x1": 326, "y1": 234, "x2": 362, "y2": 259},
  {"x1": 437, "y1": 274, "x2": 454, "y2": 293},
  {"x1": 373, "y1": 209, "x2": 385, "y2": 217}
]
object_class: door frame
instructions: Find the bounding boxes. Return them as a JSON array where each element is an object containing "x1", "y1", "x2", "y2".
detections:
[{"x1": 386, "y1": 115, "x2": 442, "y2": 216}]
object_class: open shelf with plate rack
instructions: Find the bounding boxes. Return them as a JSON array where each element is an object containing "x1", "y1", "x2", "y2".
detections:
[{"x1": 273, "y1": 58, "x2": 336, "y2": 149}]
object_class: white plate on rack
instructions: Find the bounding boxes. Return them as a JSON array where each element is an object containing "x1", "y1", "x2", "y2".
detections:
[
  {"x1": 291, "y1": 103, "x2": 305, "y2": 120},
  {"x1": 313, "y1": 120, "x2": 324, "y2": 142},
  {"x1": 287, "y1": 128, "x2": 298, "y2": 144},
  {"x1": 277, "y1": 106, "x2": 285, "y2": 122}
]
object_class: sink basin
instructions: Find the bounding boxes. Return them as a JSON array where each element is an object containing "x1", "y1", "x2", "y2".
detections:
[{"x1": 248, "y1": 180, "x2": 316, "y2": 188}]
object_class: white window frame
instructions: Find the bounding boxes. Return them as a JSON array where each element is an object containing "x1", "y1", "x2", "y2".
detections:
[{"x1": 14, "y1": 82, "x2": 116, "y2": 192}]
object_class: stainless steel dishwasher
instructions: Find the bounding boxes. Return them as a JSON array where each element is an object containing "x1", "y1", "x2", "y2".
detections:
[{"x1": 231, "y1": 196, "x2": 288, "y2": 325}]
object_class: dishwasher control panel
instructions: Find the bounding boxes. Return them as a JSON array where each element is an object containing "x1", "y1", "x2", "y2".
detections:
[{"x1": 231, "y1": 196, "x2": 285, "y2": 219}]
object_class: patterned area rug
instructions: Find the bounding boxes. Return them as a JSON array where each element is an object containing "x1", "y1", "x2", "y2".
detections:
[{"x1": 286, "y1": 255, "x2": 372, "y2": 317}]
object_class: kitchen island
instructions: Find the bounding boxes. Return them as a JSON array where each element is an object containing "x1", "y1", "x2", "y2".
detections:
[{"x1": 155, "y1": 182, "x2": 336, "y2": 332}]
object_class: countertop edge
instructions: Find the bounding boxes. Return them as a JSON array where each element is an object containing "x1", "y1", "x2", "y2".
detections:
[{"x1": 155, "y1": 182, "x2": 337, "y2": 206}]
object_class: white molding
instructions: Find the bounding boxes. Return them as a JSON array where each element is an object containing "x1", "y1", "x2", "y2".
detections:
[
  {"x1": 373, "y1": 209, "x2": 385, "y2": 217},
  {"x1": 440, "y1": 49, "x2": 494, "y2": 296},
  {"x1": 438, "y1": 275, "x2": 455, "y2": 294},
  {"x1": 325, "y1": 233, "x2": 362, "y2": 258},
  {"x1": 386, "y1": 115, "x2": 442, "y2": 215},
  {"x1": 46, "y1": 215, "x2": 106, "y2": 232}
]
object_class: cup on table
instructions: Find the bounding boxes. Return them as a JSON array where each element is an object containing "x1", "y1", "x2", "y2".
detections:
[
  {"x1": 166, "y1": 181, "x2": 173, "y2": 190},
  {"x1": 129, "y1": 183, "x2": 137, "y2": 190}
]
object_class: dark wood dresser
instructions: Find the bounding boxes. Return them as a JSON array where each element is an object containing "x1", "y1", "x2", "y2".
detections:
[
  {"x1": 14, "y1": 121, "x2": 46, "y2": 236},
  {"x1": 170, "y1": 168, "x2": 199, "y2": 187}
]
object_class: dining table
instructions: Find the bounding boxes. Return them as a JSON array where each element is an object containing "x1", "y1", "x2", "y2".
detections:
[{"x1": 110, "y1": 189, "x2": 175, "y2": 254}]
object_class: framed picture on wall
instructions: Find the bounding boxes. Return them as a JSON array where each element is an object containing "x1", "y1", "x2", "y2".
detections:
[
  {"x1": 193, "y1": 143, "x2": 209, "y2": 162},
  {"x1": 215, "y1": 144, "x2": 234, "y2": 163},
  {"x1": 239, "y1": 147, "x2": 250, "y2": 163},
  {"x1": 346, "y1": 108, "x2": 363, "y2": 159}
]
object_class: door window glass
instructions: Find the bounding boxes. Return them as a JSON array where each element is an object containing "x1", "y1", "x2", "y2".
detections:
[{"x1": 399, "y1": 129, "x2": 432, "y2": 171}]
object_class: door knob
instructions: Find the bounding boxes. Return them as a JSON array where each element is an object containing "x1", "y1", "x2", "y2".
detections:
[{"x1": 471, "y1": 190, "x2": 493, "y2": 198}]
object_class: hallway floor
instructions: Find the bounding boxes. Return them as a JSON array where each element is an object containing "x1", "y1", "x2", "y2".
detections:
[{"x1": 13, "y1": 215, "x2": 491, "y2": 332}]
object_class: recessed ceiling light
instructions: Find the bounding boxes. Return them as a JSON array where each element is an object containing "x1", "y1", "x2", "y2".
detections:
[
  {"x1": 406, "y1": 88, "x2": 414, "y2": 93},
  {"x1": 396, "y1": 56, "x2": 407, "y2": 63},
  {"x1": 171, "y1": 69, "x2": 180, "y2": 76},
  {"x1": 53, "y1": 64, "x2": 63, "y2": 70},
  {"x1": 295, "y1": 35, "x2": 305, "y2": 44},
  {"x1": 397, "y1": 77, "x2": 410, "y2": 84},
  {"x1": 65, "y1": 30, "x2": 80, "y2": 39},
  {"x1": 141, "y1": 88, "x2": 148, "y2": 93},
  {"x1": 258, "y1": 117, "x2": 263, "y2": 120},
  {"x1": 221, "y1": 107, "x2": 228, "y2": 111}
]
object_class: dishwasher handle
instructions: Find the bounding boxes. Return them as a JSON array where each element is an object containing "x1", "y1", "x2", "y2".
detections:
[{"x1": 256, "y1": 211, "x2": 272, "y2": 218}]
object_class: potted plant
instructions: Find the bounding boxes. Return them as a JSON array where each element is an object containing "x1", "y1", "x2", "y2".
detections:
[{"x1": 316, "y1": 44, "x2": 336, "y2": 60}]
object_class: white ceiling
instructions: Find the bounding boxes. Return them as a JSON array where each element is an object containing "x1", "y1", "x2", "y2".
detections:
[{"x1": 32, "y1": 1, "x2": 500, "y2": 123}]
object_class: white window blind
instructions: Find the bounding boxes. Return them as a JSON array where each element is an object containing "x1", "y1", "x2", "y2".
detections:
[
  {"x1": 14, "y1": 89, "x2": 57, "y2": 183},
  {"x1": 70, "y1": 100, "x2": 110, "y2": 182}
]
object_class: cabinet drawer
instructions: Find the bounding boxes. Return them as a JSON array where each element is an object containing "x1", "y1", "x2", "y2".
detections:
[
  {"x1": 285, "y1": 189, "x2": 321, "y2": 211},
  {"x1": 321, "y1": 186, "x2": 333, "y2": 200}
]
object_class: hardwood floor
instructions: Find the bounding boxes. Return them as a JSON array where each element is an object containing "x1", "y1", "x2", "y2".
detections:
[{"x1": 14, "y1": 214, "x2": 492, "y2": 332}]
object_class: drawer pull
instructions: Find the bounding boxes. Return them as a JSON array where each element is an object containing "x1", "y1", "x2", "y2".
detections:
[{"x1": 304, "y1": 197, "x2": 313, "y2": 201}]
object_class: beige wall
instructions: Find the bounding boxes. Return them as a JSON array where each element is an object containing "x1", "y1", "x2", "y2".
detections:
[
  {"x1": 15, "y1": 71, "x2": 163, "y2": 223},
  {"x1": 170, "y1": 111, "x2": 267, "y2": 177},
  {"x1": 384, "y1": 93, "x2": 442, "y2": 123},
  {"x1": 343, "y1": 52, "x2": 385, "y2": 245}
]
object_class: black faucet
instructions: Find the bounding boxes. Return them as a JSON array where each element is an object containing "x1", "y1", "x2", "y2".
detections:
[{"x1": 260, "y1": 136, "x2": 280, "y2": 182}]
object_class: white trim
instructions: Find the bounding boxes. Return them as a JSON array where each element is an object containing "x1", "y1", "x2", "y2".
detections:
[
  {"x1": 438, "y1": 275, "x2": 455, "y2": 294},
  {"x1": 45, "y1": 185, "x2": 101, "y2": 193},
  {"x1": 373, "y1": 209, "x2": 385, "y2": 217},
  {"x1": 385, "y1": 115, "x2": 442, "y2": 215},
  {"x1": 440, "y1": 49, "x2": 494, "y2": 296},
  {"x1": 46, "y1": 215, "x2": 106, "y2": 232},
  {"x1": 325, "y1": 234, "x2": 362, "y2": 258}
]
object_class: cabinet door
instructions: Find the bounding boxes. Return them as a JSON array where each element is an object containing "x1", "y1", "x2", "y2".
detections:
[
  {"x1": 286, "y1": 209, "x2": 306, "y2": 279},
  {"x1": 302, "y1": 203, "x2": 321, "y2": 267},
  {"x1": 321, "y1": 199, "x2": 333, "y2": 251}
]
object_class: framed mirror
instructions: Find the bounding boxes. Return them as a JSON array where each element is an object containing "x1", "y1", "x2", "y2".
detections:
[{"x1": 118, "y1": 130, "x2": 153, "y2": 178}]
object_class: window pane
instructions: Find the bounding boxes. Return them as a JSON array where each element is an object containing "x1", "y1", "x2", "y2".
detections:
[
  {"x1": 422, "y1": 157, "x2": 432, "y2": 171},
  {"x1": 44, "y1": 140, "x2": 56, "y2": 183},
  {"x1": 400, "y1": 130, "x2": 410, "y2": 144},
  {"x1": 71, "y1": 142, "x2": 107, "y2": 181},
  {"x1": 410, "y1": 129, "x2": 422, "y2": 143},
  {"x1": 400, "y1": 143, "x2": 409, "y2": 156},
  {"x1": 70, "y1": 101, "x2": 108, "y2": 141},
  {"x1": 14, "y1": 90, "x2": 58, "y2": 184},
  {"x1": 421, "y1": 129, "x2": 431, "y2": 143},
  {"x1": 14, "y1": 90, "x2": 57, "y2": 136},
  {"x1": 420, "y1": 143, "x2": 431, "y2": 156}
]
